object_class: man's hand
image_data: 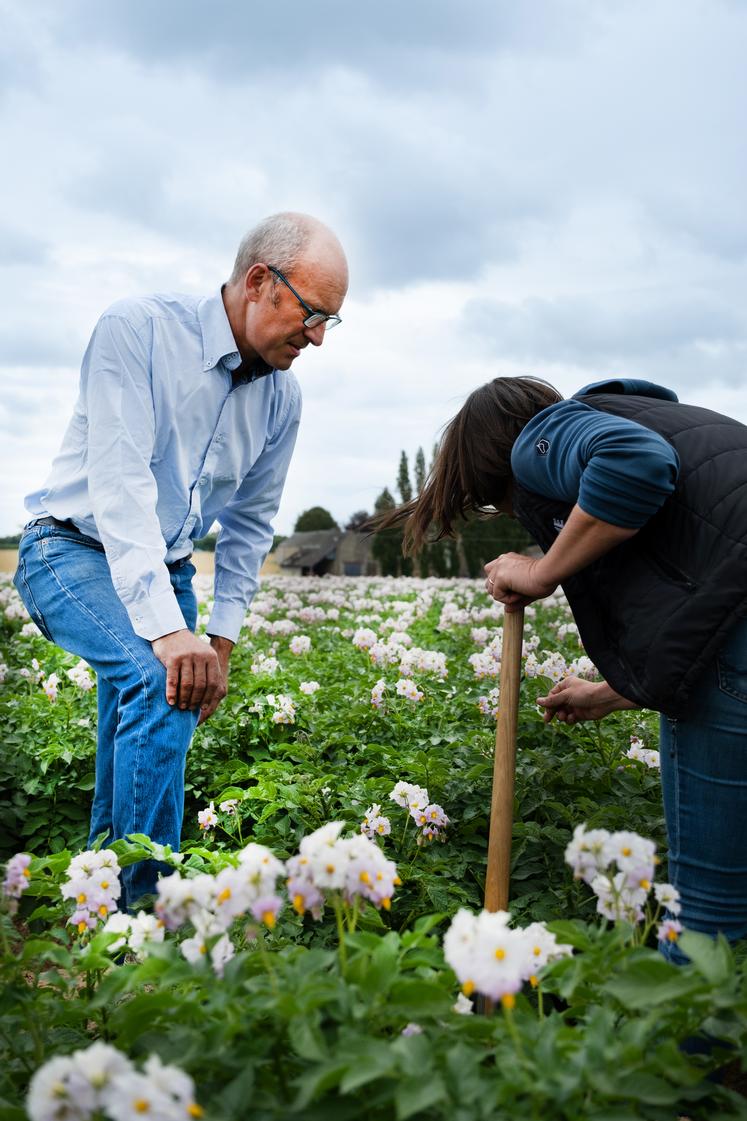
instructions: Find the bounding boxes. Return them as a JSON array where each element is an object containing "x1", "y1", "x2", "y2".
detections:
[
  {"x1": 484, "y1": 552, "x2": 557, "y2": 611},
  {"x1": 152, "y1": 629, "x2": 226, "y2": 718},
  {"x1": 538, "y1": 676, "x2": 638, "y2": 724}
]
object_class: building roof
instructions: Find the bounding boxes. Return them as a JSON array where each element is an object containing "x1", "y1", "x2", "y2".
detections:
[{"x1": 277, "y1": 529, "x2": 342, "y2": 569}]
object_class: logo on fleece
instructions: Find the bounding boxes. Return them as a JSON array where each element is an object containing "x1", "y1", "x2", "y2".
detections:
[
  {"x1": 553, "y1": 518, "x2": 565, "y2": 533},
  {"x1": 535, "y1": 438, "x2": 550, "y2": 455}
]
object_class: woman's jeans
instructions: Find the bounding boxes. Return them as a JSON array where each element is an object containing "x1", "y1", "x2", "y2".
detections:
[
  {"x1": 659, "y1": 616, "x2": 747, "y2": 962},
  {"x1": 14, "y1": 522, "x2": 199, "y2": 907}
]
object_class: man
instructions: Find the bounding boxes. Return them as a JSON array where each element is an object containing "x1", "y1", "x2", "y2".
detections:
[{"x1": 14, "y1": 212, "x2": 348, "y2": 905}]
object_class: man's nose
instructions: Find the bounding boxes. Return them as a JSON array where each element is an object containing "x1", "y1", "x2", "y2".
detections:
[{"x1": 303, "y1": 322, "x2": 326, "y2": 347}]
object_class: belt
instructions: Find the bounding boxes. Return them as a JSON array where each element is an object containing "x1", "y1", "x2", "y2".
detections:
[{"x1": 33, "y1": 516, "x2": 82, "y2": 533}]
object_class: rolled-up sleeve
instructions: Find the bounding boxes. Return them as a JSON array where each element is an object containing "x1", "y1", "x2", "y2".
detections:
[
  {"x1": 512, "y1": 401, "x2": 680, "y2": 528},
  {"x1": 84, "y1": 315, "x2": 187, "y2": 640},
  {"x1": 208, "y1": 378, "x2": 302, "y2": 642}
]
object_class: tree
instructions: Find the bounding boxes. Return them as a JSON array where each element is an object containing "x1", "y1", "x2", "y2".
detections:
[
  {"x1": 294, "y1": 507, "x2": 339, "y2": 533},
  {"x1": 396, "y1": 451, "x2": 412, "y2": 504},
  {"x1": 414, "y1": 447, "x2": 426, "y2": 495},
  {"x1": 371, "y1": 488, "x2": 402, "y2": 577},
  {"x1": 345, "y1": 510, "x2": 370, "y2": 531}
]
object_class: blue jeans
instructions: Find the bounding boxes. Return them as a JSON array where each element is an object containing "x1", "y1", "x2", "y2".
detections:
[
  {"x1": 14, "y1": 523, "x2": 199, "y2": 907},
  {"x1": 659, "y1": 616, "x2": 747, "y2": 962}
]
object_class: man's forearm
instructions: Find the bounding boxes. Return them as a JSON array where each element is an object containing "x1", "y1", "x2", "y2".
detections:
[{"x1": 209, "y1": 634, "x2": 234, "y2": 679}]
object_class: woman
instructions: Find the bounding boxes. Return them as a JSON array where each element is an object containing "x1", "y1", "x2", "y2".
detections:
[{"x1": 395, "y1": 375, "x2": 747, "y2": 959}]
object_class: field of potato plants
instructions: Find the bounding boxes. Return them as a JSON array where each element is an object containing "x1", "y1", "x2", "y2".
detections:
[{"x1": 2, "y1": 569, "x2": 747, "y2": 1120}]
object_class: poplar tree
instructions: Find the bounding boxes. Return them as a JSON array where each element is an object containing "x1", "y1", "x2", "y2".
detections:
[
  {"x1": 396, "y1": 451, "x2": 412, "y2": 504},
  {"x1": 414, "y1": 447, "x2": 426, "y2": 494}
]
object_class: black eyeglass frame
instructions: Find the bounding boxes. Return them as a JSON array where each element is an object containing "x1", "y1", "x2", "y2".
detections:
[{"x1": 267, "y1": 265, "x2": 342, "y2": 331}]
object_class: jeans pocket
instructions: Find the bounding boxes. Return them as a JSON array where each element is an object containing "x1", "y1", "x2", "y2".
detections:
[
  {"x1": 13, "y1": 557, "x2": 55, "y2": 642},
  {"x1": 717, "y1": 620, "x2": 747, "y2": 704}
]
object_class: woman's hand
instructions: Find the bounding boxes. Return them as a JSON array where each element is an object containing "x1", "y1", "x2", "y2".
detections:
[
  {"x1": 484, "y1": 552, "x2": 557, "y2": 611},
  {"x1": 537, "y1": 676, "x2": 638, "y2": 724}
]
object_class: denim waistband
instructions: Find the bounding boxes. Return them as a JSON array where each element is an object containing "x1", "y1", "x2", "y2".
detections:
[{"x1": 24, "y1": 518, "x2": 193, "y2": 569}]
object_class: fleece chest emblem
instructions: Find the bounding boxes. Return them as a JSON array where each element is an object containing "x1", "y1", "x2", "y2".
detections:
[
  {"x1": 553, "y1": 517, "x2": 565, "y2": 533},
  {"x1": 536, "y1": 438, "x2": 550, "y2": 455}
]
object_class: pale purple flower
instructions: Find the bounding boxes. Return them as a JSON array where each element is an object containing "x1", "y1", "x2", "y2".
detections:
[{"x1": 2, "y1": 852, "x2": 32, "y2": 913}]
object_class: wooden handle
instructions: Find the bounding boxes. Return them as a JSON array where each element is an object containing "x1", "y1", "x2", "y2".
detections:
[{"x1": 484, "y1": 607, "x2": 524, "y2": 913}]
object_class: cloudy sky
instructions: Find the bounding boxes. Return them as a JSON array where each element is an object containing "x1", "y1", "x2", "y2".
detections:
[{"x1": 2, "y1": 0, "x2": 746, "y2": 536}]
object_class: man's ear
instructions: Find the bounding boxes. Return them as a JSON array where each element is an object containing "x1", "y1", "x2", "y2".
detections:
[{"x1": 244, "y1": 263, "x2": 269, "y2": 304}]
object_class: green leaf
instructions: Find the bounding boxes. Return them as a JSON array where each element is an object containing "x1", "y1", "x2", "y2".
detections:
[
  {"x1": 678, "y1": 931, "x2": 734, "y2": 985},
  {"x1": 603, "y1": 957, "x2": 704, "y2": 1010},
  {"x1": 288, "y1": 1015, "x2": 328, "y2": 1061},
  {"x1": 386, "y1": 980, "x2": 452, "y2": 1019},
  {"x1": 395, "y1": 1075, "x2": 446, "y2": 1120},
  {"x1": 339, "y1": 1041, "x2": 396, "y2": 1093},
  {"x1": 293, "y1": 1062, "x2": 349, "y2": 1110}
]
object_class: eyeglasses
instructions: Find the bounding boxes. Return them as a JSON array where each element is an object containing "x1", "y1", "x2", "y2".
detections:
[{"x1": 267, "y1": 265, "x2": 342, "y2": 331}]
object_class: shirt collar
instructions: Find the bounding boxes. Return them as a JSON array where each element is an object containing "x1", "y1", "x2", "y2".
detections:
[
  {"x1": 197, "y1": 290, "x2": 242, "y2": 373},
  {"x1": 197, "y1": 289, "x2": 276, "y2": 381}
]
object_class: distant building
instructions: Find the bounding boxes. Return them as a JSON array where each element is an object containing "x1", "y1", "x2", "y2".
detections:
[{"x1": 270, "y1": 529, "x2": 380, "y2": 577}]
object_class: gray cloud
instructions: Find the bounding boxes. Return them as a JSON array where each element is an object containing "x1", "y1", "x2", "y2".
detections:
[
  {"x1": 0, "y1": 227, "x2": 49, "y2": 266},
  {"x1": 41, "y1": 0, "x2": 594, "y2": 83},
  {"x1": 462, "y1": 288, "x2": 747, "y2": 387}
]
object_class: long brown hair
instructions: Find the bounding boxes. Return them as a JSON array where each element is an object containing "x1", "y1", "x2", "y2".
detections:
[{"x1": 380, "y1": 376, "x2": 562, "y2": 554}]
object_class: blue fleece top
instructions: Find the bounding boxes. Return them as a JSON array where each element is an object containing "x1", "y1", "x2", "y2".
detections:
[{"x1": 510, "y1": 379, "x2": 681, "y2": 528}]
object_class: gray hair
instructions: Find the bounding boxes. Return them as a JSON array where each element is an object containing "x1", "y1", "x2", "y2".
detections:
[{"x1": 228, "y1": 212, "x2": 314, "y2": 284}]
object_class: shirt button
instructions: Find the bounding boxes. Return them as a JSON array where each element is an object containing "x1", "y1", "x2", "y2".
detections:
[{"x1": 200, "y1": 476, "x2": 208, "y2": 485}]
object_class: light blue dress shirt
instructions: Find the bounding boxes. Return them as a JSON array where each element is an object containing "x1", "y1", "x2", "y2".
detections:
[{"x1": 26, "y1": 291, "x2": 302, "y2": 643}]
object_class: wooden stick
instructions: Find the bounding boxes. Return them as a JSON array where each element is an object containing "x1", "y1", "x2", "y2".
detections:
[{"x1": 484, "y1": 606, "x2": 525, "y2": 913}]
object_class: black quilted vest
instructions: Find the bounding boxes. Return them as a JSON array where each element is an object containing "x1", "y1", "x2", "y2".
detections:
[{"x1": 511, "y1": 389, "x2": 747, "y2": 718}]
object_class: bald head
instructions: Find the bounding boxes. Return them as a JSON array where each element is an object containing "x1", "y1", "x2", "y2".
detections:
[
  {"x1": 223, "y1": 212, "x2": 348, "y2": 371},
  {"x1": 229, "y1": 211, "x2": 348, "y2": 288}
]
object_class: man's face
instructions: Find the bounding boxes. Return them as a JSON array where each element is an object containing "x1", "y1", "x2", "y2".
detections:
[{"x1": 244, "y1": 250, "x2": 348, "y2": 371}]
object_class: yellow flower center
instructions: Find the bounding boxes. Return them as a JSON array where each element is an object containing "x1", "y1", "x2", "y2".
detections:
[
  {"x1": 293, "y1": 894, "x2": 305, "y2": 915},
  {"x1": 381, "y1": 897, "x2": 391, "y2": 910},
  {"x1": 22, "y1": 867, "x2": 30, "y2": 879},
  {"x1": 326, "y1": 864, "x2": 335, "y2": 874},
  {"x1": 77, "y1": 921, "x2": 87, "y2": 934},
  {"x1": 262, "y1": 910, "x2": 276, "y2": 929},
  {"x1": 100, "y1": 880, "x2": 109, "y2": 889},
  {"x1": 199, "y1": 943, "x2": 207, "y2": 955},
  {"x1": 217, "y1": 888, "x2": 231, "y2": 904},
  {"x1": 98, "y1": 904, "x2": 109, "y2": 917},
  {"x1": 462, "y1": 980, "x2": 475, "y2": 996},
  {"x1": 359, "y1": 871, "x2": 372, "y2": 885},
  {"x1": 495, "y1": 948, "x2": 506, "y2": 960},
  {"x1": 640, "y1": 879, "x2": 651, "y2": 890},
  {"x1": 533, "y1": 946, "x2": 541, "y2": 956},
  {"x1": 529, "y1": 975, "x2": 539, "y2": 988},
  {"x1": 134, "y1": 1099, "x2": 151, "y2": 1113},
  {"x1": 187, "y1": 1106, "x2": 204, "y2": 1119},
  {"x1": 667, "y1": 927, "x2": 679, "y2": 942},
  {"x1": 621, "y1": 846, "x2": 632, "y2": 857},
  {"x1": 77, "y1": 893, "x2": 87, "y2": 904},
  {"x1": 501, "y1": 993, "x2": 516, "y2": 1010}
]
